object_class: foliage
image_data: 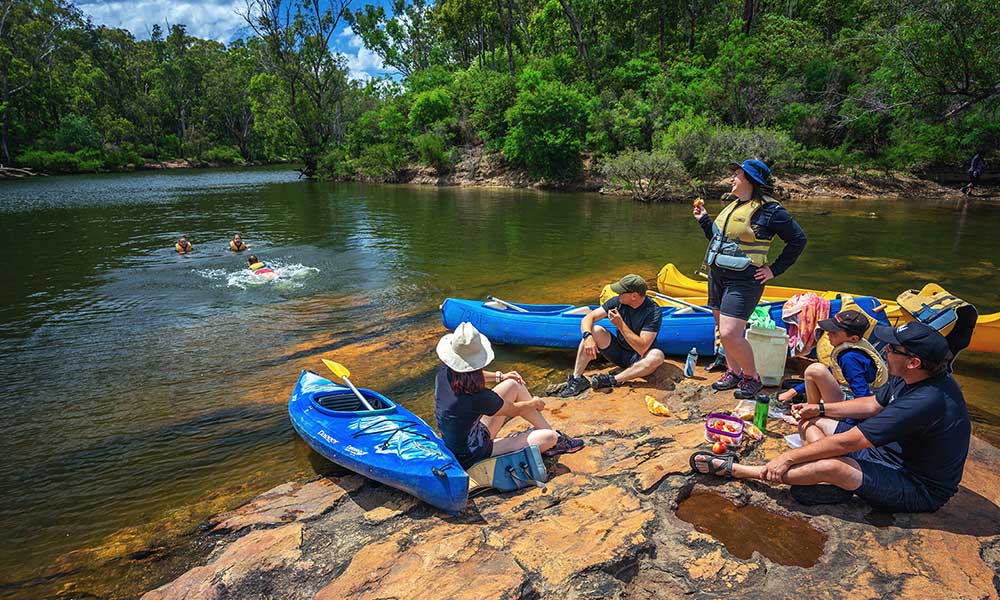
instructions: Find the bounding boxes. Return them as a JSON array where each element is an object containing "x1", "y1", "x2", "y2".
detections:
[
  {"x1": 413, "y1": 132, "x2": 453, "y2": 174},
  {"x1": 503, "y1": 71, "x2": 588, "y2": 180},
  {"x1": 201, "y1": 146, "x2": 245, "y2": 164},
  {"x1": 408, "y1": 88, "x2": 454, "y2": 132},
  {"x1": 601, "y1": 150, "x2": 688, "y2": 202}
]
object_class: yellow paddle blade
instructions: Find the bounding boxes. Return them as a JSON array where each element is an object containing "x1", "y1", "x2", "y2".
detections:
[{"x1": 322, "y1": 359, "x2": 350, "y2": 379}]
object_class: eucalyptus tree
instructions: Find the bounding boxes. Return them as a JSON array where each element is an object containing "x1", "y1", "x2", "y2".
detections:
[{"x1": 242, "y1": 0, "x2": 353, "y2": 176}]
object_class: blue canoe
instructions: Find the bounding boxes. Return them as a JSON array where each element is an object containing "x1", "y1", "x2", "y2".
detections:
[
  {"x1": 440, "y1": 296, "x2": 889, "y2": 356},
  {"x1": 289, "y1": 370, "x2": 468, "y2": 513}
]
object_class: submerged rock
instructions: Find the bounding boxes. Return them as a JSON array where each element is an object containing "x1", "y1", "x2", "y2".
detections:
[{"x1": 142, "y1": 364, "x2": 1000, "y2": 599}]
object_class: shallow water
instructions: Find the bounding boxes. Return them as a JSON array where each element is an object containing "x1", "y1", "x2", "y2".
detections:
[
  {"x1": 675, "y1": 489, "x2": 827, "y2": 567},
  {"x1": 1, "y1": 167, "x2": 998, "y2": 594}
]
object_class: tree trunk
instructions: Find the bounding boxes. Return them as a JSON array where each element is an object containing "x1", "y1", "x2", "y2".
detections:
[
  {"x1": 557, "y1": 0, "x2": 594, "y2": 80},
  {"x1": 742, "y1": 0, "x2": 755, "y2": 35},
  {"x1": 687, "y1": 0, "x2": 697, "y2": 52}
]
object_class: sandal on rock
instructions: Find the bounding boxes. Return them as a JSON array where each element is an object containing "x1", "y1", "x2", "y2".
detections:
[
  {"x1": 790, "y1": 484, "x2": 853, "y2": 505},
  {"x1": 689, "y1": 450, "x2": 738, "y2": 478}
]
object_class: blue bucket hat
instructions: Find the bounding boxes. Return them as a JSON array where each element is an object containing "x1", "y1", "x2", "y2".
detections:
[{"x1": 729, "y1": 159, "x2": 772, "y2": 188}]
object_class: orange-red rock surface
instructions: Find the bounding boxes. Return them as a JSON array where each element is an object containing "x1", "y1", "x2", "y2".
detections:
[{"x1": 142, "y1": 363, "x2": 1000, "y2": 600}]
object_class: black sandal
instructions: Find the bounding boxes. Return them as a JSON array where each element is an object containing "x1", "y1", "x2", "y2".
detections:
[{"x1": 689, "y1": 450, "x2": 739, "y2": 478}]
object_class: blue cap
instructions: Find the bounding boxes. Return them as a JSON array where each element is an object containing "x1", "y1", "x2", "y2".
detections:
[{"x1": 730, "y1": 159, "x2": 772, "y2": 188}]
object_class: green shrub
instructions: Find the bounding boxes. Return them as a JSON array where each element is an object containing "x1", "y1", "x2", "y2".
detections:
[
  {"x1": 453, "y1": 68, "x2": 517, "y2": 149},
  {"x1": 52, "y1": 115, "x2": 102, "y2": 152},
  {"x1": 316, "y1": 147, "x2": 354, "y2": 180},
  {"x1": 413, "y1": 132, "x2": 453, "y2": 174},
  {"x1": 657, "y1": 116, "x2": 800, "y2": 178},
  {"x1": 601, "y1": 150, "x2": 689, "y2": 202},
  {"x1": 503, "y1": 71, "x2": 589, "y2": 180},
  {"x1": 354, "y1": 142, "x2": 409, "y2": 181},
  {"x1": 16, "y1": 150, "x2": 80, "y2": 172},
  {"x1": 409, "y1": 88, "x2": 454, "y2": 133},
  {"x1": 201, "y1": 146, "x2": 245, "y2": 165}
]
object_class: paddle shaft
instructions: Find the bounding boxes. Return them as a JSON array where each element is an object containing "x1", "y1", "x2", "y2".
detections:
[
  {"x1": 487, "y1": 295, "x2": 529, "y2": 313},
  {"x1": 340, "y1": 374, "x2": 376, "y2": 411},
  {"x1": 650, "y1": 292, "x2": 713, "y2": 314}
]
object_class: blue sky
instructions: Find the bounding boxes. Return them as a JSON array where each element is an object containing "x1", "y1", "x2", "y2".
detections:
[{"x1": 76, "y1": 0, "x2": 393, "y2": 81}]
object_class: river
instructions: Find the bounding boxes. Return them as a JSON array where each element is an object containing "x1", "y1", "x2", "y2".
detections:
[{"x1": 2, "y1": 166, "x2": 998, "y2": 596}]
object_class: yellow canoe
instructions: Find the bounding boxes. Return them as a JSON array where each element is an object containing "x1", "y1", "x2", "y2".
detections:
[{"x1": 656, "y1": 263, "x2": 1000, "y2": 354}]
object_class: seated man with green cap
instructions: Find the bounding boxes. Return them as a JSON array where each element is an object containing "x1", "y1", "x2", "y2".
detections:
[{"x1": 560, "y1": 274, "x2": 665, "y2": 397}]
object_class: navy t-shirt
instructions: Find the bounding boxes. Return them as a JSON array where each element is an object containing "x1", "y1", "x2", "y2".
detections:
[
  {"x1": 601, "y1": 296, "x2": 662, "y2": 350},
  {"x1": 433, "y1": 365, "x2": 504, "y2": 462},
  {"x1": 793, "y1": 348, "x2": 877, "y2": 398},
  {"x1": 857, "y1": 374, "x2": 971, "y2": 504}
]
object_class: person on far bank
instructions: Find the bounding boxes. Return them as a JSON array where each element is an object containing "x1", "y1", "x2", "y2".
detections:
[
  {"x1": 960, "y1": 152, "x2": 986, "y2": 196},
  {"x1": 175, "y1": 235, "x2": 193, "y2": 254},
  {"x1": 777, "y1": 309, "x2": 887, "y2": 424},
  {"x1": 693, "y1": 159, "x2": 807, "y2": 398},
  {"x1": 692, "y1": 322, "x2": 970, "y2": 513},
  {"x1": 560, "y1": 274, "x2": 665, "y2": 398},
  {"x1": 435, "y1": 322, "x2": 584, "y2": 467}
]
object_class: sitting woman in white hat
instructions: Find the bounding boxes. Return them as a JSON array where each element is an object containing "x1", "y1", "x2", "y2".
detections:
[{"x1": 434, "y1": 322, "x2": 584, "y2": 468}]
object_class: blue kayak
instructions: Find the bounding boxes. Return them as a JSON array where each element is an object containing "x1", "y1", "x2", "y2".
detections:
[
  {"x1": 440, "y1": 296, "x2": 888, "y2": 356},
  {"x1": 288, "y1": 370, "x2": 468, "y2": 513}
]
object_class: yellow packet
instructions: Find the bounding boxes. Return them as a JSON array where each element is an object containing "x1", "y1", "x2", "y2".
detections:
[
  {"x1": 645, "y1": 394, "x2": 672, "y2": 417},
  {"x1": 742, "y1": 421, "x2": 764, "y2": 442}
]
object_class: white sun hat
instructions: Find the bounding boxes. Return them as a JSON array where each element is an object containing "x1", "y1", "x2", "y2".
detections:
[{"x1": 436, "y1": 322, "x2": 495, "y2": 373}]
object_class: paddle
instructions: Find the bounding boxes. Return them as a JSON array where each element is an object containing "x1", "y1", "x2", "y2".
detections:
[
  {"x1": 322, "y1": 359, "x2": 375, "y2": 411},
  {"x1": 487, "y1": 295, "x2": 529, "y2": 313},
  {"x1": 649, "y1": 292, "x2": 713, "y2": 314}
]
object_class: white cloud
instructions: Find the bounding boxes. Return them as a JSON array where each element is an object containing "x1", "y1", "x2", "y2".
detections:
[
  {"x1": 336, "y1": 26, "x2": 392, "y2": 82},
  {"x1": 78, "y1": 0, "x2": 248, "y2": 43}
]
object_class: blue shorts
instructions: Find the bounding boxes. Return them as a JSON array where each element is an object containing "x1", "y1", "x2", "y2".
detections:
[
  {"x1": 600, "y1": 336, "x2": 641, "y2": 369},
  {"x1": 707, "y1": 270, "x2": 765, "y2": 320},
  {"x1": 456, "y1": 421, "x2": 494, "y2": 469},
  {"x1": 834, "y1": 421, "x2": 939, "y2": 512}
]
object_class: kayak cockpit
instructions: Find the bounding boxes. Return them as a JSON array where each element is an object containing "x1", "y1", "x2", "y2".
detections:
[{"x1": 312, "y1": 389, "x2": 396, "y2": 415}]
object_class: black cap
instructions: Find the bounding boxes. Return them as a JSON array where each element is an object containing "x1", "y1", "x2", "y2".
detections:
[
  {"x1": 874, "y1": 322, "x2": 951, "y2": 365},
  {"x1": 818, "y1": 309, "x2": 869, "y2": 338}
]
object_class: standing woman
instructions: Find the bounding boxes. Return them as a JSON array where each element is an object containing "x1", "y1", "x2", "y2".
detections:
[{"x1": 692, "y1": 159, "x2": 807, "y2": 397}]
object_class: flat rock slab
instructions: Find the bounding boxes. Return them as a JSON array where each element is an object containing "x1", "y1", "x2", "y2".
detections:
[{"x1": 143, "y1": 365, "x2": 1000, "y2": 599}]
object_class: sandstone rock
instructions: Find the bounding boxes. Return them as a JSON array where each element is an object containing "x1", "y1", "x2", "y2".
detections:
[{"x1": 145, "y1": 357, "x2": 1000, "y2": 599}]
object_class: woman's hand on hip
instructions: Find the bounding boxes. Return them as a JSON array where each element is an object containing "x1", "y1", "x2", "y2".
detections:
[{"x1": 754, "y1": 266, "x2": 775, "y2": 283}]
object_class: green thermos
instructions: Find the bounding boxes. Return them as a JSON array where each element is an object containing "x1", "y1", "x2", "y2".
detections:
[{"x1": 753, "y1": 393, "x2": 769, "y2": 432}]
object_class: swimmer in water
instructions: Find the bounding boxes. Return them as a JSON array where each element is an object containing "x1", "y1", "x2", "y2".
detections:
[
  {"x1": 247, "y1": 255, "x2": 278, "y2": 280},
  {"x1": 230, "y1": 233, "x2": 249, "y2": 252},
  {"x1": 175, "y1": 236, "x2": 193, "y2": 254}
]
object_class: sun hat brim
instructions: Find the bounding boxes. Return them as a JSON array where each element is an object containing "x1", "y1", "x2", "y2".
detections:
[{"x1": 436, "y1": 330, "x2": 495, "y2": 373}]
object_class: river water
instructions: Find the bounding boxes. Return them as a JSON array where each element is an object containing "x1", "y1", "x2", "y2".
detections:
[{"x1": 2, "y1": 167, "x2": 998, "y2": 595}]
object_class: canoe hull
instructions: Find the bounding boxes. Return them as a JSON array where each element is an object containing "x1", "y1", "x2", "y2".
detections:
[
  {"x1": 289, "y1": 371, "x2": 468, "y2": 513},
  {"x1": 657, "y1": 263, "x2": 999, "y2": 354},
  {"x1": 440, "y1": 296, "x2": 888, "y2": 356}
]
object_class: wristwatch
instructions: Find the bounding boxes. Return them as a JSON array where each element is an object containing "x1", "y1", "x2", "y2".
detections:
[
  {"x1": 582, "y1": 331, "x2": 592, "y2": 340},
  {"x1": 818, "y1": 400, "x2": 825, "y2": 417}
]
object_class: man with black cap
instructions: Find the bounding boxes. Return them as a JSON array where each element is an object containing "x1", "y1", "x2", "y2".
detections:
[
  {"x1": 691, "y1": 322, "x2": 970, "y2": 513},
  {"x1": 778, "y1": 309, "x2": 887, "y2": 414},
  {"x1": 559, "y1": 274, "x2": 665, "y2": 397}
]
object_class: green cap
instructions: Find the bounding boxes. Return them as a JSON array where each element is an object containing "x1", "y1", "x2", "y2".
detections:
[{"x1": 610, "y1": 274, "x2": 648, "y2": 295}]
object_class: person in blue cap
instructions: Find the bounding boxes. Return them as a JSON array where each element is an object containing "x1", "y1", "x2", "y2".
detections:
[
  {"x1": 690, "y1": 322, "x2": 971, "y2": 513},
  {"x1": 692, "y1": 159, "x2": 807, "y2": 398}
]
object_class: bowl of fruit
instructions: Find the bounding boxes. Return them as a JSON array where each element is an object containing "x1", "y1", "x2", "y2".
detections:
[{"x1": 705, "y1": 413, "x2": 744, "y2": 450}]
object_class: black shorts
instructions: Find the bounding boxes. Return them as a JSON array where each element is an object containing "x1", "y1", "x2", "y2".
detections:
[
  {"x1": 707, "y1": 269, "x2": 765, "y2": 320},
  {"x1": 600, "y1": 336, "x2": 641, "y2": 368}
]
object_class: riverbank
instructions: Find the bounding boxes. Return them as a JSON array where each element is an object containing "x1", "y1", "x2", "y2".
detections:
[
  {"x1": 393, "y1": 145, "x2": 997, "y2": 202},
  {"x1": 142, "y1": 361, "x2": 1000, "y2": 599}
]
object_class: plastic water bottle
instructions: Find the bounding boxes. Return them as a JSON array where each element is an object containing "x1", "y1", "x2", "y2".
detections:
[
  {"x1": 753, "y1": 393, "x2": 770, "y2": 433},
  {"x1": 684, "y1": 347, "x2": 698, "y2": 378}
]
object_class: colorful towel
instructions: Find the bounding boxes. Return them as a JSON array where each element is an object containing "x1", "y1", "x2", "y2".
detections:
[{"x1": 781, "y1": 293, "x2": 830, "y2": 355}]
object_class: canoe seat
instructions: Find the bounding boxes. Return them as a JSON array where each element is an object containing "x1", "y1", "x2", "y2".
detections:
[
  {"x1": 315, "y1": 391, "x2": 387, "y2": 411},
  {"x1": 563, "y1": 306, "x2": 591, "y2": 316},
  {"x1": 484, "y1": 301, "x2": 507, "y2": 310},
  {"x1": 674, "y1": 307, "x2": 694, "y2": 314}
]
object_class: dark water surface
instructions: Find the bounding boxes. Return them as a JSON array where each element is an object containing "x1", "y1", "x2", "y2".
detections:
[{"x1": 2, "y1": 167, "x2": 998, "y2": 593}]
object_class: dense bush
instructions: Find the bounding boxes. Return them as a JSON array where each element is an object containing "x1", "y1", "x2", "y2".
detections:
[
  {"x1": 409, "y1": 88, "x2": 455, "y2": 133},
  {"x1": 657, "y1": 116, "x2": 800, "y2": 178},
  {"x1": 601, "y1": 150, "x2": 689, "y2": 202},
  {"x1": 503, "y1": 71, "x2": 589, "y2": 180},
  {"x1": 316, "y1": 147, "x2": 354, "y2": 180},
  {"x1": 413, "y1": 133, "x2": 453, "y2": 174},
  {"x1": 201, "y1": 146, "x2": 245, "y2": 164}
]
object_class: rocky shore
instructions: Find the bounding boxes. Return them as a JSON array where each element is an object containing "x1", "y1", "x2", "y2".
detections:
[{"x1": 143, "y1": 360, "x2": 1000, "y2": 599}]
